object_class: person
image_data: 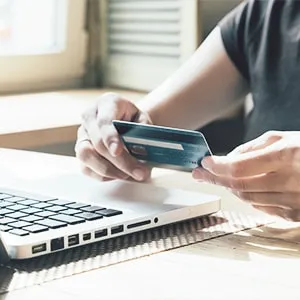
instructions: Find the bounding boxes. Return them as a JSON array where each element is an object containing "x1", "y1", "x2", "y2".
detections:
[{"x1": 75, "y1": 0, "x2": 300, "y2": 222}]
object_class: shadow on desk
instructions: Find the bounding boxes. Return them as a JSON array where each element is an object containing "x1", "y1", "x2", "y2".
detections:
[
  {"x1": 0, "y1": 214, "x2": 227, "y2": 293},
  {"x1": 0, "y1": 266, "x2": 15, "y2": 293},
  {"x1": 174, "y1": 226, "x2": 300, "y2": 263},
  {"x1": 1, "y1": 211, "x2": 296, "y2": 294}
]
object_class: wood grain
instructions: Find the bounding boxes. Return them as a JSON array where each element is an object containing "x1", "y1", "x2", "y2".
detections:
[{"x1": 0, "y1": 149, "x2": 300, "y2": 300}]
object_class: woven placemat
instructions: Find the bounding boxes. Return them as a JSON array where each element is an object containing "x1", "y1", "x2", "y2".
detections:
[{"x1": 0, "y1": 210, "x2": 271, "y2": 294}]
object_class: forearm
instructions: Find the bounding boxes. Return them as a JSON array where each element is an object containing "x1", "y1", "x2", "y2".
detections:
[{"x1": 137, "y1": 27, "x2": 249, "y2": 130}]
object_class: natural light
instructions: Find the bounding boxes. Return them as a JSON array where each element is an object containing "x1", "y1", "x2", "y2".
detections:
[{"x1": 0, "y1": 0, "x2": 66, "y2": 55}]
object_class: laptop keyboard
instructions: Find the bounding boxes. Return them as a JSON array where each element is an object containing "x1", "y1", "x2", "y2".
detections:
[{"x1": 0, "y1": 190, "x2": 123, "y2": 236}]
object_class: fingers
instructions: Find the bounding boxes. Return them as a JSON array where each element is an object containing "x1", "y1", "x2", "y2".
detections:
[
  {"x1": 84, "y1": 117, "x2": 123, "y2": 158},
  {"x1": 204, "y1": 131, "x2": 297, "y2": 178},
  {"x1": 192, "y1": 168, "x2": 298, "y2": 193},
  {"x1": 82, "y1": 93, "x2": 140, "y2": 157},
  {"x1": 75, "y1": 139, "x2": 129, "y2": 180},
  {"x1": 253, "y1": 205, "x2": 300, "y2": 222},
  {"x1": 106, "y1": 147, "x2": 151, "y2": 181},
  {"x1": 233, "y1": 191, "x2": 300, "y2": 209},
  {"x1": 228, "y1": 130, "x2": 283, "y2": 156},
  {"x1": 197, "y1": 131, "x2": 300, "y2": 222},
  {"x1": 76, "y1": 93, "x2": 150, "y2": 181},
  {"x1": 95, "y1": 93, "x2": 140, "y2": 124},
  {"x1": 83, "y1": 94, "x2": 151, "y2": 180},
  {"x1": 77, "y1": 93, "x2": 152, "y2": 181},
  {"x1": 75, "y1": 125, "x2": 90, "y2": 152},
  {"x1": 135, "y1": 110, "x2": 153, "y2": 124},
  {"x1": 80, "y1": 165, "x2": 113, "y2": 182},
  {"x1": 201, "y1": 140, "x2": 288, "y2": 177},
  {"x1": 83, "y1": 124, "x2": 150, "y2": 181}
]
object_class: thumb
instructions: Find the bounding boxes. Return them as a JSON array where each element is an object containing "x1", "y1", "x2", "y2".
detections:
[
  {"x1": 83, "y1": 93, "x2": 140, "y2": 157},
  {"x1": 135, "y1": 111, "x2": 153, "y2": 125}
]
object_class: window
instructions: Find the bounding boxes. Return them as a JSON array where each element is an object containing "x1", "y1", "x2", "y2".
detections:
[
  {"x1": 0, "y1": 0, "x2": 87, "y2": 94},
  {"x1": 0, "y1": 0, "x2": 64, "y2": 55},
  {"x1": 100, "y1": 0, "x2": 199, "y2": 91}
]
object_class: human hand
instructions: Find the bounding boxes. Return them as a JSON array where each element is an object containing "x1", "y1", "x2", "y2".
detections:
[
  {"x1": 192, "y1": 131, "x2": 300, "y2": 221},
  {"x1": 75, "y1": 93, "x2": 152, "y2": 182}
]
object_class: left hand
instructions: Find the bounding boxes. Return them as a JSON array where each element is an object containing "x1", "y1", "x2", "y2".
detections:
[{"x1": 192, "y1": 131, "x2": 300, "y2": 222}]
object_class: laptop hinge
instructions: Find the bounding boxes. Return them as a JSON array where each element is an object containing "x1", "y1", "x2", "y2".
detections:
[{"x1": 0, "y1": 236, "x2": 9, "y2": 264}]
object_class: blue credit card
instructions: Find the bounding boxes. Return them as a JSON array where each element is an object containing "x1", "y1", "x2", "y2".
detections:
[{"x1": 113, "y1": 120, "x2": 212, "y2": 172}]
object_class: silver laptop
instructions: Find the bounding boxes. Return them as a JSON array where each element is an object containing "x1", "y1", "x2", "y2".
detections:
[{"x1": 0, "y1": 171, "x2": 220, "y2": 261}]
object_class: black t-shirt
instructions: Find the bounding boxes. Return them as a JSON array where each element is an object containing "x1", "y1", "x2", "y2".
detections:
[{"x1": 219, "y1": 0, "x2": 300, "y2": 141}]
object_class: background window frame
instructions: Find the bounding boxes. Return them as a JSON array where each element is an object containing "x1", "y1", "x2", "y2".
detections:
[{"x1": 0, "y1": 0, "x2": 87, "y2": 95}]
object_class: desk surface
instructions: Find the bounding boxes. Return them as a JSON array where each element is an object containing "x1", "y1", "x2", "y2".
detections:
[
  {"x1": 0, "y1": 89, "x2": 145, "y2": 149},
  {"x1": 1, "y1": 149, "x2": 300, "y2": 300}
]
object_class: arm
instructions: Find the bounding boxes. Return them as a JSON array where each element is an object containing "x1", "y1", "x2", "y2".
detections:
[
  {"x1": 138, "y1": 27, "x2": 249, "y2": 130},
  {"x1": 77, "y1": 26, "x2": 249, "y2": 182}
]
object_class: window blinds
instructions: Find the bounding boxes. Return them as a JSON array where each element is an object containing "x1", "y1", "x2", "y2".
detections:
[{"x1": 104, "y1": 0, "x2": 198, "y2": 91}]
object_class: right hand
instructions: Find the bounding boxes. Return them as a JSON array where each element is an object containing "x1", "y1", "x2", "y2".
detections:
[{"x1": 75, "y1": 93, "x2": 152, "y2": 182}]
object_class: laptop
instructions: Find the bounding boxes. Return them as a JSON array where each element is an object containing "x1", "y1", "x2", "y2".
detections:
[{"x1": 0, "y1": 166, "x2": 220, "y2": 262}]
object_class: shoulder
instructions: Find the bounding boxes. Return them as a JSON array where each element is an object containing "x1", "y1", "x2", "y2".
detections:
[{"x1": 219, "y1": 0, "x2": 268, "y2": 40}]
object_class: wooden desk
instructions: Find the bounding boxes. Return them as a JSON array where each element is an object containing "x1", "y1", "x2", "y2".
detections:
[
  {"x1": 0, "y1": 89, "x2": 145, "y2": 150},
  {"x1": 1, "y1": 149, "x2": 300, "y2": 300}
]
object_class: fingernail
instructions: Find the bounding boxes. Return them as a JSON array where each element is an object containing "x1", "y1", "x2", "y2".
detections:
[
  {"x1": 132, "y1": 168, "x2": 146, "y2": 181},
  {"x1": 109, "y1": 142, "x2": 119, "y2": 156},
  {"x1": 201, "y1": 157, "x2": 212, "y2": 170}
]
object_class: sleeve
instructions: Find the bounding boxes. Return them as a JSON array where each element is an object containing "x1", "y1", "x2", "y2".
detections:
[{"x1": 218, "y1": 1, "x2": 251, "y2": 80}]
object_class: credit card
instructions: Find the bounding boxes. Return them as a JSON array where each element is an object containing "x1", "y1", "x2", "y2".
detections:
[{"x1": 113, "y1": 120, "x2": 212, "y2": 172}]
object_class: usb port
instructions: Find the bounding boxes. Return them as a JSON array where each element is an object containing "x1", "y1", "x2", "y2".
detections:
[
  {"x1": 32, "y1": 243, "x2": 46, "y2": 254},
  {"x1": 51, "y1": 237, "x2": 64, "y2": 251},
  {"x1": 111, "y1": 225, "x2": 124, "y2": 235},
  {"x1": 95, "y1": 229, "x2": 108, "y2": 239},
  {"x1": 83, "y1": 233, "x2": 91, "y2": 241},
  {"x1": 68, "y1": 234, "x2": 79, "y2": 247}
]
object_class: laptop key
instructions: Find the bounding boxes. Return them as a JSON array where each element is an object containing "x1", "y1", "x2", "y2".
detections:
[
  {"x1": 9, "y1": 221, "x2": 31, "y2": 229},
  {"x1": 0, "y1": 225, "x2": 12, "y2": 232},
  {"x1": 35, "y1": 211, "x2": 56, "y2": 218},
  {"x1": 97, "y1": 209, "x2": 123, "y2": 217},
  {"x1": 0, "y1": 217, "x2": 17, "y2": 225},
  {"x1": 50, "y1": 214, "x2": 85, "y2": 225},
  {"x1": 0, "y1": 194, "x2": 12, "y2": 200},
  {"x1": 81, "y1": 206, "x2": 106, "y2": 213},
  {"x1": 65, "y1": 202, "x2": 90, "y2": 209},
  {"x1": 32, "y1": 202, "x2": 54, "y2": 209},
  {"x1": 21, "y1": 207, "x2": 42, "y2": 214},
  {"x1": 0, "y1": 189, "x2": 56, "y2": 202},
  {"x1": 48, "y1": 199, "x2": 75, "y2": 206},
  {"x1": 36, "y1": 219, "x2": 67, "y2": 229},
  {"x1": 21, "y1": 215, "x2": 43, "y2": 222},
  {"x1": 46, "y1": 205, "x2": 67, "y2": 213},
  {"x1": 61, "y1": 209, "x2": 82, "y2": 215},
  {"x1": 0, "y1": 208, "x2": 14, "y2": 216},
  {"x1": 75, "y1": 212, "x2": 103, "y2": 221},
  {"x1": 9, "y1": 228, "x2": 29, "y2": 236},
  {"x1": 23, "y1": 224, "x2": 48, "y2": 233},
  {"x1": 17, "y1": 199, "x2": 39, "y2": 206},
  {"x1": 8, "y1": 204, "x2": 27, "y2": 211},
  {"x1": 5, "y1": 212, "x2": 28, "y2": 219},
  {"x1": 5, "y1": 197, "x2": 26, "y2": 203},
  {"x1": 0, "y1": 201, "x2": 14, "y2": 208}
]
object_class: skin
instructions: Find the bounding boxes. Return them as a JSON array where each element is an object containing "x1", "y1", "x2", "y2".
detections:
[
  {"x1": 194, "y1": 131, "x2": 300, "y2": 222},
  {"x1": 76, "y1": 27, "x2": 300, "y2": 221}
]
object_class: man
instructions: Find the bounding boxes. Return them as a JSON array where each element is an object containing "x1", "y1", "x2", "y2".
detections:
[{"x1": 76, "y1": 0, "x2": 300, "y2": 222}]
